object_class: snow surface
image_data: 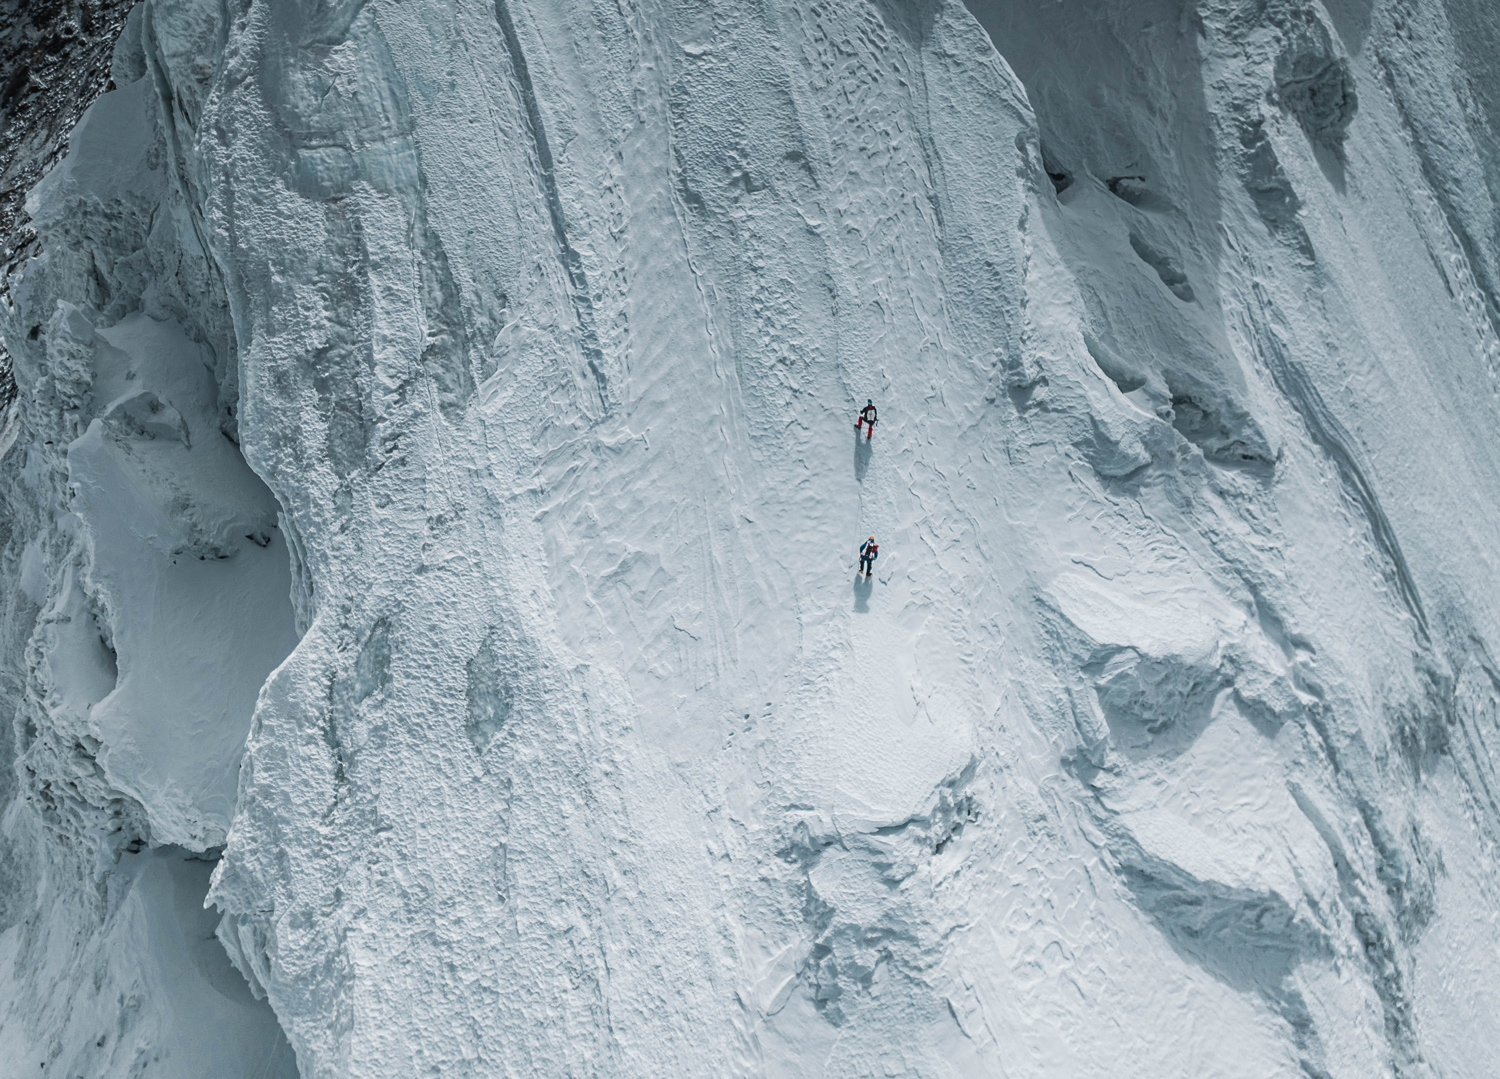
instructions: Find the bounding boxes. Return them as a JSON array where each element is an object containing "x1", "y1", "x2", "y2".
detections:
[{"x1": 4, "y1": 0, "x2": 1500, "y2": 1077}]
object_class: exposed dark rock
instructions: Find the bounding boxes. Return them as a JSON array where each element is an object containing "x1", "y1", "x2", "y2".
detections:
[{"x1": 0, "y1": 0, "x2": 137, "y2": 409}]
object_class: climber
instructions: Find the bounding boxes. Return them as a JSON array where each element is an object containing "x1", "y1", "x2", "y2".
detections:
[
  {"x1": 858, "y1": 536, "x2": 879, "y2": 579},
  {"x1": 856, "y1": 399, "x2": 877, "y2": 440}
]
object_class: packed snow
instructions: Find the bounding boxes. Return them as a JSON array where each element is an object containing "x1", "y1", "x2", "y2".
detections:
[{"x1": 3, "y1": 0, "x2": 1500, "y2": 1077}]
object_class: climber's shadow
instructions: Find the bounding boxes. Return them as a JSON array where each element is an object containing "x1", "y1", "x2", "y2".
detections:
[
  {"x1": 853, "y1": 573, "x2": 872, "y2": 613},
  {"x1": 853, "y1": 428, "x2": 872, "y2": 481}
]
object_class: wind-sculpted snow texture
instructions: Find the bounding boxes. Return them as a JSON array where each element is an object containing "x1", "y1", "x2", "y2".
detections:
[{"x1": 4, "y1": 0, "x2": 1500, "y2": 1076}]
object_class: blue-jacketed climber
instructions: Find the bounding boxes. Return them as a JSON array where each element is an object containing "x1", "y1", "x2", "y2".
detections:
[
  {"x1": 858, "y1": 536, "x2": 879, "y2": 579},
  {"x1": 856, "y1": 399, "x2": 877, "y2": 439}
]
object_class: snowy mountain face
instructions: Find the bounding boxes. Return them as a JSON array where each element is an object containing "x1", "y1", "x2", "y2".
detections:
[{"x1": 3, "y1": 0, "x2": 1500, "y2": 1075}]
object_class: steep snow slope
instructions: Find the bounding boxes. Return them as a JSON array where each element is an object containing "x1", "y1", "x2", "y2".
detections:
[{"x1": 5, "y1": 0, "x2": 1500, "y2": 1077}]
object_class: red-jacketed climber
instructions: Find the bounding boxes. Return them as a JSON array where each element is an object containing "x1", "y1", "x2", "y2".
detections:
[
  {"x1": 856, "y1": 399, "x2": 877, "y2": 439},
  {"x1": 858, "y1": 536, "x2": 879, "y2": 579}
]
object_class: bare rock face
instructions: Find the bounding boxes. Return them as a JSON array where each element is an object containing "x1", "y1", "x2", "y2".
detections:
[
  {"x1": 0, "y1": 0, "x2": 138, "y2": 409},
  {"x1": 0, "y1": 0, "x2": 136, "y2": 269},
  {"x1": 1275, "y1": 12, "x2": 1359, "y2": 151},
  {"x1": 4, "y1": 1, "x2": 1500, "y2": 1077}
]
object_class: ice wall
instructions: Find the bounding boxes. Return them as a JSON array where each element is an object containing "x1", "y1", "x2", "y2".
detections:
[
  {"x1": 0, "y1": 12, "x2": 298, "y2": 1077},
  {"x1": 4, "y1": 0, "x2": 1500, "y2": 1077}
]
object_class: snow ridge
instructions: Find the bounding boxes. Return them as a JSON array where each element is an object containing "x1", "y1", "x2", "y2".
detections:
[{"x1": 492, "y1": 0, "x2": 609, "y2": 406}]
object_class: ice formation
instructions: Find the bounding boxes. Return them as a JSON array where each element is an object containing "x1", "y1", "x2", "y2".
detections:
[{"x1": 3, "y1": 0, "x2": 1500, "y2": 1076}]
